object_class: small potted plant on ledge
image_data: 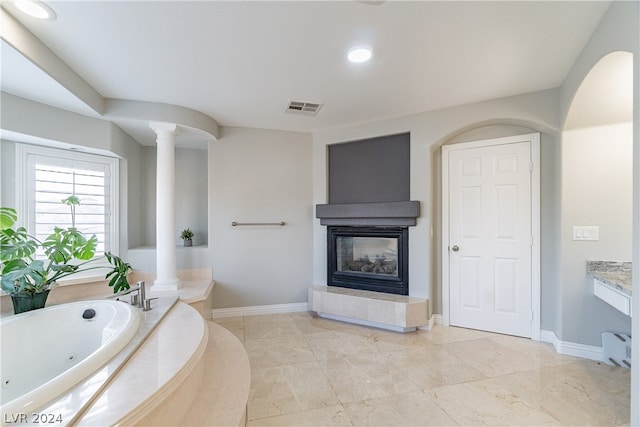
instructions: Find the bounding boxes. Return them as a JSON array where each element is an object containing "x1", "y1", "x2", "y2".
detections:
[
  {"x1": 180, "y1": 228, "x2": 194, "y2": 247},
  {"x1": 0, "y1": 198, "x2": 133, "y2": 315}
]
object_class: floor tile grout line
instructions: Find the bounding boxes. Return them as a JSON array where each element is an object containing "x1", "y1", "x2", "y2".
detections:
[{"x1": 233, "y1": 313, "x2": 630, "y2": 426}]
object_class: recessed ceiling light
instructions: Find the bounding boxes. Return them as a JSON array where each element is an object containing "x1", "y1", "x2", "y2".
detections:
[
  {"x1": 14, "y1": 0, "x2": 57, "y2": 20},
  {"x1": 347, "y1": 47, "x2": 373, "y2": 63}
]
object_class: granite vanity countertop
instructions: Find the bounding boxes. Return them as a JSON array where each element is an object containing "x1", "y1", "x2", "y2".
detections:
[{"x1": 587, "y1": 260, "x2": 632, "y2": 296}]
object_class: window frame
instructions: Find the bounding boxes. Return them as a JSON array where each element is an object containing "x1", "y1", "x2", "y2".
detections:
[{"x1": 15, "y1": 143, "x2": 120, "y2": 257}]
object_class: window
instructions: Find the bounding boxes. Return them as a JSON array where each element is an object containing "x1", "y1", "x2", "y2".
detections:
[{"x1": 16, "y1": 144, "x2": 119, "y2": 257}]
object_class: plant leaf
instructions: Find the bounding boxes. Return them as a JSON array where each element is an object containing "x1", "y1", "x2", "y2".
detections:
[
  {"x1": 74, "y1": 234, "x2": 97, "y2": 260},
  {"x1": 61, "y1": 195, "x2": 80, "y2": 206},
  {"x1": 104, "y1": 252, "x2": 132, "y2": 293},
  {"x1": 0, "y1": 227, "x2": 38, "y2": 261},
  {"x1": 1, "y1": 260, "x2": 47, "y2": 294},
  {"x1": 42, "y1": 227, "x2": 97, "y2": 262},
  {"x1": 42, "y1": 227, "x2": 70, "y2": 263},
  {"x1": 0, "y1": 207, "x2": 17, "y2": 229}
]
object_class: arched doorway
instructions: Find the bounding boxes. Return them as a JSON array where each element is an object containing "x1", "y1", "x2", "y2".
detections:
[{"x1": 558, "y1": 51, "x2": 634, "y2": 350}]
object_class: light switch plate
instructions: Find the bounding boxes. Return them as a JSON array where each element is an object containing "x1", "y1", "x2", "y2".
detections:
[{"x1": 573, "y1": 226, "x2": 599, "y2": 241}]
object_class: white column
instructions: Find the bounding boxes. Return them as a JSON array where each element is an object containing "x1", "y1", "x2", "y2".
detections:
[{"x1": 150, "y1": 122, "x2": 181, "y2": 290}]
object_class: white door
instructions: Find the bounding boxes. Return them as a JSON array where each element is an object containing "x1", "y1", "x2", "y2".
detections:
[{"x1": 445, "y1": 137, "x2": 535, "y2": 337}]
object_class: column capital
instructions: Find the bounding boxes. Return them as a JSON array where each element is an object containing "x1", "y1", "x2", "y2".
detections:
[{"x1": 149, "y1": 121, "x2": 177, "y2": 134}]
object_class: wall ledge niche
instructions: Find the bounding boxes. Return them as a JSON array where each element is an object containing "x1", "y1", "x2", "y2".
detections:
[{"x1": 136, "y1": 145, "x2": 210, "y2": 250}]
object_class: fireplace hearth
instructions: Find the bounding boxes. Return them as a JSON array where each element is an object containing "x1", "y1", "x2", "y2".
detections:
[{"x1": 327, "y1": 226, "x2": 408, "y2": 295}]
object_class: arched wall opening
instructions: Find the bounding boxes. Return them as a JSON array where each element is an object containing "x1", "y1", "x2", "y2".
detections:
[{"x1": 558, "y1": 51, "x2": 634, "y2": 346}]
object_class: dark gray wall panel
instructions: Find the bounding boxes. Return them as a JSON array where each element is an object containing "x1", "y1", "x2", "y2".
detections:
[{"x1": 328, "y1": 133, "x2": 410, "y2": 204}]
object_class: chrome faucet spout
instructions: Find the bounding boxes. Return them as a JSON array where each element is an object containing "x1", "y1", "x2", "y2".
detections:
[
  {"x1": 136, "y1": 281, "x2": 146, "y2": 309},
  {"x1": 105, "y1": 281, "x2": 154, "y2": 309},
  {"x1": 106, "y1": 285, "x2": 140, "y2": 300}
]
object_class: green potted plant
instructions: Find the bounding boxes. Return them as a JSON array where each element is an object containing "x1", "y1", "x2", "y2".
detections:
[
  {"x1": 0, "y1": 199, "x2": 133, "y2": 314},
  {"x1": 180, "y1": 228, "x2": 194, "y2": 247}
]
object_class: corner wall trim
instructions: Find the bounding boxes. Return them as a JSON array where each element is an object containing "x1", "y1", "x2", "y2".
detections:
[
  {"x1": 211, "y1": 302, "x2": 308, "y2": 319},
  {"x1": 540, "y1": 330, "x2": 604, "y2": 362}
]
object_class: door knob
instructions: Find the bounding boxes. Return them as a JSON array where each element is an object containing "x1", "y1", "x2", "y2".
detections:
[{"x1": 451, "y1": 245, "x2": 459, "y2": 252}]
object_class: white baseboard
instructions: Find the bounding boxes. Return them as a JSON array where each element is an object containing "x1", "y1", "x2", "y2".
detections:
[
  {"x1": 211, "y1": 302, "x2": 308, "y2": 319},
  {"x1": 415, "y1": 323, "x2": 603, "y2": 362},
  {"x1": 418, "y1": 314, "x2": 443, "y2": 331},
  {"x1": 540, "y1": 329, "x2": 604, "y2": 362}
]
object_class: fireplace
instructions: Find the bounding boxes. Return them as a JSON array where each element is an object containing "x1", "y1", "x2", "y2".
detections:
[
  {"x1": 317, "y1": 133, "x2": 418, "y2": 297},
  {"x1": 327, "y1": 226, "x2": 408, "y2": 295}
]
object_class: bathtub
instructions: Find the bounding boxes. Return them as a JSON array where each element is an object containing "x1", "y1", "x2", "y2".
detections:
[{"x1": 0, "y1": 300, "x2": 140, "y2": 416}]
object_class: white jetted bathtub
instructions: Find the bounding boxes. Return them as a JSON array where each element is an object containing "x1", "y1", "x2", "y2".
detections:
[{"x1": 0, "y1": 300, "x2": 140, "y2": 416}]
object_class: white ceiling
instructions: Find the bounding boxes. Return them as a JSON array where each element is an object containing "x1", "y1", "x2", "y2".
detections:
[{"x1": 0, "y1": 1, "x2": 615, "y2": 146}]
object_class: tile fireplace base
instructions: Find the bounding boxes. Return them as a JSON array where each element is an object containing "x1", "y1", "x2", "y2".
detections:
[{"x1": 308, "y1": 285, "x2": 428, "y2": 332}]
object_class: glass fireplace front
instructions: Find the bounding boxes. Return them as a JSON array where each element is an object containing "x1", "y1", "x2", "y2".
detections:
[
  {"x1": 328, "y1": 226, "x2": 408, "y2": 295},
  {"x1": 336, "y1": 236, "x2": 398, "y2": 277}
]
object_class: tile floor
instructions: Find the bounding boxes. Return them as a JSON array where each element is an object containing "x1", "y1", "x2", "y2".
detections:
[{"x1": 214, "y1": 312, "x2": 631, "y2": 426}]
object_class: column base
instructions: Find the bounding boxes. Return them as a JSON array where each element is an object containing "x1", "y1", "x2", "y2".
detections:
[{"x1": 153, "y1": 278, "x2": 182, "y2": 291}]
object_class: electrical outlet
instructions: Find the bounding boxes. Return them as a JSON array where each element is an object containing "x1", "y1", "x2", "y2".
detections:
[{"x1": 573, "y1": 226, "x2": 599, "y2": 241}]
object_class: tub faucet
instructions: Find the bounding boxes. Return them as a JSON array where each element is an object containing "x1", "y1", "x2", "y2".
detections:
[
  {"x1": 106, "y1": 281, "x2": 157, "y2": 310},
  {"x1": 106, "y1": 285, "x2": 141, "y2": 302},
  {"x1": 134, "y1": 281, "x2": 158, "y2": 311}
]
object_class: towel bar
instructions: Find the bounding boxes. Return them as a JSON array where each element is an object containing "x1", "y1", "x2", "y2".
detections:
[{"x1": 231, "y1": 221, "x2": 285, "y2": 226}]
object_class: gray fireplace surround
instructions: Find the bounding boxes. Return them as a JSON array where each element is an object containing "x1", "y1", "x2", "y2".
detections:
[
  {"x1": 315, "y1": 201, "x2": 420, "y2": 226},
  {"x1": 311, "y1": 133, "x2": 427, "y2": 329}
]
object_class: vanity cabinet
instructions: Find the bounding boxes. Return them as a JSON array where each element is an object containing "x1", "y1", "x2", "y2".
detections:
[{"x1": 593, "y1": 278, "x2": 632, "y2": 317}]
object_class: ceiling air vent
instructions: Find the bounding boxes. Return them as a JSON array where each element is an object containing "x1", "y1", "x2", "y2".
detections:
[{"x1": 285, "y1": 100, "x2": 323, "y2": 116}]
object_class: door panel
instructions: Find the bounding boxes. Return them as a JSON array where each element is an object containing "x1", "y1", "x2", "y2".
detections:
[
  {"x1": 461, "y1": 186, "x2": 481, "y2": 238},
  {"x1": 494, "y1": 257, "x2": 518, "y2": 313},
  {"x1": 461, "y1": 256, "x2": 481, "y2": 309},
  {"x1": 495, "y1": 184, "x2": 518, "y2": 238},
  {"x1": 448, "y1": 141, "x2": 532, "y2": 337}
]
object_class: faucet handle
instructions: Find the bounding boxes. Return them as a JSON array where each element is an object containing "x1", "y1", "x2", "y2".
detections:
[{"x1": 144, "y1": 297, "x2": 159, "y2": 311}]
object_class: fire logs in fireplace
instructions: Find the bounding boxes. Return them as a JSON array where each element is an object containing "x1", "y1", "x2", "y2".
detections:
[{"x1": 344, "y1": 254, "x2": 397, "y2": 275}]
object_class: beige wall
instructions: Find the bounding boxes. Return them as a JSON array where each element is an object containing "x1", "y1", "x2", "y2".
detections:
[
  {"x1": 559, "y1": 122, "x2": 633, "y2": 344},
  {"x1": 209, "y1": 126, "x2": 313, "y2": 307}
]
